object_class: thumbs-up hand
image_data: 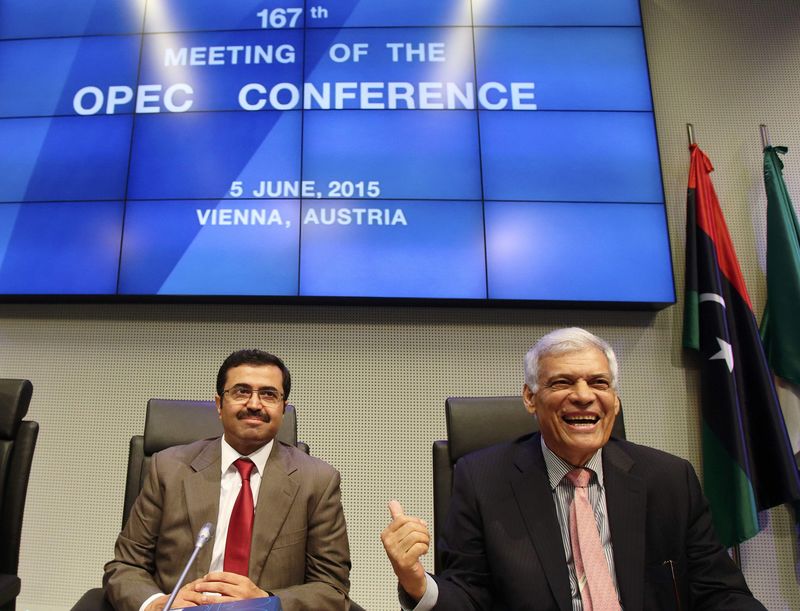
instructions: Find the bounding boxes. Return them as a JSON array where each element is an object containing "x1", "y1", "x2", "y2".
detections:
[
  {"x1": 381, "y1": 500, "x2": 430, "y2": 601},
  {"x1": 388, "y1": 499, "x2": 405, "y2": 520}
]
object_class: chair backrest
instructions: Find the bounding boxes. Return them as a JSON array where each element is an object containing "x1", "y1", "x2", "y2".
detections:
[
  {"x1": 431, "y1": 395, "x2": 626, "y2": 573},
  {"x1": 121, "y1": 399, "x2": 306, "y2": 529},
  {"x1": 0, "y1": 379, "x2": 39, "y2": 609}
]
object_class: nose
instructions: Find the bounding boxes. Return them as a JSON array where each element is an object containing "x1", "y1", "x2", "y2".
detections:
[
  {"x1": 569, "y1": 379, "x2": 595, "y2": 404},
  {"x1": 245, "y1": 390, "x2": 261, "y2": 408}
]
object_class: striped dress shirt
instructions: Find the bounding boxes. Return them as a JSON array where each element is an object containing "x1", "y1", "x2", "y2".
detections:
[{"x1": 541, "y1": 438, "x2": 622, "y2": 611}]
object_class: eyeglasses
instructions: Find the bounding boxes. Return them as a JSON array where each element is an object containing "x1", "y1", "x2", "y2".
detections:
[{"x1": 222, "y1": 385, "x2": 284, "y2": 405}]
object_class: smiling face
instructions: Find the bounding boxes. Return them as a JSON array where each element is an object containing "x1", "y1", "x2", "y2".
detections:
[
  {"x1": 215, "y1": 363, "x2": 286, "y2": 456},
  {"x1": 523, "y1": 347, "x2": 620, "y2": 466}
]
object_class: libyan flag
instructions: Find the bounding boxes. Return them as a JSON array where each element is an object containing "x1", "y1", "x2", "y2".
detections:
[{"x1": 682, "y1": 143, "x2": 800, "y2": 547}]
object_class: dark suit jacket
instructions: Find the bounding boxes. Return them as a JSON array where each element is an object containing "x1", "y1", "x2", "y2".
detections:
[
  {"x1": 430, "y1": 433, "x2": 765, "y2": 611},
  {"x1": 103, "y1": 438, "x2": 351, "y2": 611}
]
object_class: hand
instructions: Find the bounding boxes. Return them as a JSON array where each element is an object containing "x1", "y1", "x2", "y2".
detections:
[
  {"x1": 144, "y1": 579, "x2": 206, "y2": 610},
  {"x1": 381, "y1": 500, "x2": 430, "y2": 601},
  {"x1": 192, "y1": 572, "x2": 269, "y2": 603}
]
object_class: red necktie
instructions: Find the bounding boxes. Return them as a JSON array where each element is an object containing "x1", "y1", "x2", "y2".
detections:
[
  {"x1": 224, "y1": 458, "x2": 255, "y2": 576},
  {"x1": 566, "y1": 468, "x2": 620, "y2": 611}
]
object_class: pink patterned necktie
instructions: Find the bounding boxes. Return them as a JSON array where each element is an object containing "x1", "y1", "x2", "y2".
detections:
[
  {"x1": 224, "y1": 458, "x2": 255, "y2": 576},
  {"x1": 566, "y1": 468, "x2": 620, "y2": 611}
]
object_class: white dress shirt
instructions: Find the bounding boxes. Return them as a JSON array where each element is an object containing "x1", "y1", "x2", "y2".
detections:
[
  {"x1": 541, "y1": 440, "x2": 620, "y2": 611},
  {"x1": 210, "y1": 436, "x2": 273, "y2": 571}
]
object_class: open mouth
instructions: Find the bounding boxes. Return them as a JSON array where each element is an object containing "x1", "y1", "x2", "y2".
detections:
[{"x1": 562, "y1": 414, "x2": 600, "y2": 427}]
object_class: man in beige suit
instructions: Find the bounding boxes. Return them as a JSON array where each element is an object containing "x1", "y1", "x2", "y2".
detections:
[{"x1": 104, "y1": 350, "x2": 351, "y2": 611}]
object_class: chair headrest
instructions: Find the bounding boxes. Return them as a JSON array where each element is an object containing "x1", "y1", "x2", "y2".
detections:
[
  {"x1": 446, "y1": 396, "x2": 536, "y2": 462},
  {"x1": 144, "y1": 399, "x2": 298, "y2": 454},
  {"x1": 144, "y1": 399, "x2": 222, "y2": 454},
  {"x1": 445, "y1": 395, "x2": 627, "y2": 463},
  {"x1": 0, "y1": 379, "x2": 33, "y2": 438}
]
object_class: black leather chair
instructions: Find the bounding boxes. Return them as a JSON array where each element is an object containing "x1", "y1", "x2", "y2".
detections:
[
  {"x1": 0, "y1": 379, "x2": 39, "y2": 611},
  {"x1": 431, "y1": 395, "x2": 626, "y2": 574},
  {"x1": 73, "y1": 398, "x2": 309, "y2": 610}
]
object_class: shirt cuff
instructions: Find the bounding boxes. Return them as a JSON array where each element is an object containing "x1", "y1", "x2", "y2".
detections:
[
  {"x1": 139, "y1": 592, "x2": 164, "y2": 611},
  {"x1": 399, "y1": 573, "x2": 439, "y2": 611}
]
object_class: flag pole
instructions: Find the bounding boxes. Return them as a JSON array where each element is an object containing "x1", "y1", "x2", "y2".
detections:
[
  {"x1": 760, "y1": 124, "x2": 771, "y2": 149},
  {"x1": 687, "y1": 123, "x2": 696, "y2": 146}
]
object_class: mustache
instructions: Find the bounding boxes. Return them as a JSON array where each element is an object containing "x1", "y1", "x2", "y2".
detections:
[{"x1": 236, "y1": 408, "x2": 270, "y2": 422}]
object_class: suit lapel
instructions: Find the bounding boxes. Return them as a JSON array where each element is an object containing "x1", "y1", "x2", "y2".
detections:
[
  {"x1": 603, "y1": 439, "x2": 646, "y2": 610},
  {"x1": 184, "y1": 439, "x2": 222, "y2": 579},
  {"x1": 251, "y1": 442, "x2": 300, "y2": 582},
  {"x1": 510, "y1": 435, "x2": 572, "y2": 611}
]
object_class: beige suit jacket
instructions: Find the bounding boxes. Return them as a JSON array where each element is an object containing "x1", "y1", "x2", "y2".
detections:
[{"x1": 103, "y1": 437, "x2": 351, "y2": 611}]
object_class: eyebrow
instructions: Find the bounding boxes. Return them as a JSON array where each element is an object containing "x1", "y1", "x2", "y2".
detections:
[
  {"x1": 545, "y1": 372, "x2": 610, "y2": 378},
  {"x1": 233, "y1": 384, "x2": 280, "y2": 390},
  {"x1": 543, "y1": 373, "x2": 611, "y2": 383}
]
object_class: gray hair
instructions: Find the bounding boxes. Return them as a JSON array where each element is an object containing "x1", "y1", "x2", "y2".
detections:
[{"x1": 524, "y1": 327, "x2": 619, "y2": 392}]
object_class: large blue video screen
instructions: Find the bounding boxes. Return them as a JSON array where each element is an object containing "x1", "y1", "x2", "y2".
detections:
[{"x1": 0, "y1": 0, "x2": 675, "y2": 304}]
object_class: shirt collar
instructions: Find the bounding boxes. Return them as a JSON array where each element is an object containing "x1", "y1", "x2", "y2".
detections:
[
  {"x1": 220, "y1": 435, "x2": 273, "y2": 477},
  {"x1": 540, "y1": 436, "x2": 605, "y2": 490}
]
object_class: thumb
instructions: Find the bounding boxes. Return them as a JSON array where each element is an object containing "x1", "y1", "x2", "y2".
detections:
[{"x1": 388, "y1": 499, "x2": 405, "y2": 519}]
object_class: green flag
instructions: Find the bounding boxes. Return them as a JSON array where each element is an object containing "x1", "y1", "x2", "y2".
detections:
[
  {"x1": 761, "y1": 146, "x2": 800, "y2": 386},
  {"x1": 760, "y1": 145, "x2": 800, "y2": 455}
]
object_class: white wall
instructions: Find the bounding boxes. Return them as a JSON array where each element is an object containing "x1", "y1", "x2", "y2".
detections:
[{"x1": 2, "y1": 0, "x2": 799, "y2": 608}]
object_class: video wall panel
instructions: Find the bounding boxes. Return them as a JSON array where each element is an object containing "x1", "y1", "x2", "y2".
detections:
[{"x1": 0, "y1": 0, "x2": 674, "y2": 305}]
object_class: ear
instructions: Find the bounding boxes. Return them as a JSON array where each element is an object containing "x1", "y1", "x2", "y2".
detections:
[
  {"x1": 215, "y1": 394, "x2": 222, "y2": 418},
  {"x1": 522, "y1": 384, "x2": 537, "y2": 415},
  {"x1": 613, "y1": 394, "x2": 621, "y2": 416}
]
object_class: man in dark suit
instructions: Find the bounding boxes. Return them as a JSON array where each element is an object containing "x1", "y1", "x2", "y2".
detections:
[
  {"x1": 382, "y1": 327, "x2": 766, "y2": 610},
  {"x1": 104, "y1": 350, "x2": 351, "y2": 611}
]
